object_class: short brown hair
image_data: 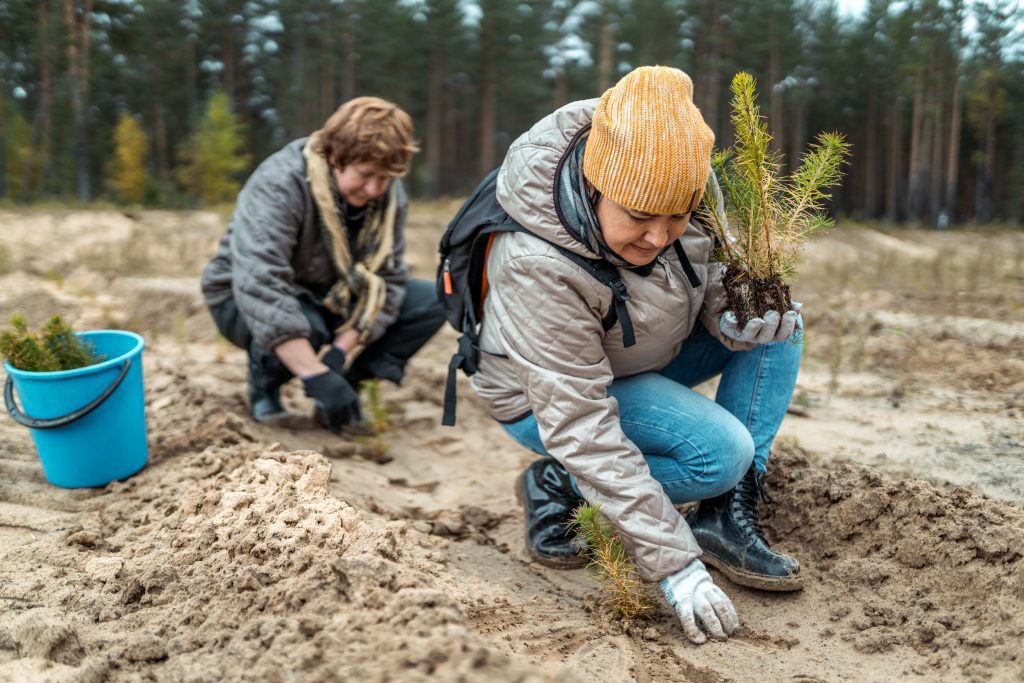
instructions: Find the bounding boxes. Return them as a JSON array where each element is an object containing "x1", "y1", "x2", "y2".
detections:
[{"x1": 314, "y1": 97, "x2": 419, "y2": 177}]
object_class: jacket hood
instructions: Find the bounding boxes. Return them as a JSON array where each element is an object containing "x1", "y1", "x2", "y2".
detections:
[{"x1": 495, "y1": 99, "x2": 600, "y2": 260}]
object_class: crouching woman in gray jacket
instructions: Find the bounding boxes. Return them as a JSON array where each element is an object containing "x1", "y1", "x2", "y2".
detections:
[
  {"x1": 468, "y1": 66, "x2": 803, "y2": 644},
  {"x1": 202, "y1": 97, "x2": 445, "y2": 431}
]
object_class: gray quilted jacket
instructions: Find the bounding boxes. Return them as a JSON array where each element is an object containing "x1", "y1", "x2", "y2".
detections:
[
  {"x1": 469, "y1": 99, "x2": 749, "y2": 583},
  {"x1": 201, "y1": 138, "x2": 409, "y2": 351}
]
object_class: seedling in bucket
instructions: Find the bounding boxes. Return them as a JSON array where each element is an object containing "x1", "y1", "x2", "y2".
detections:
[{"x1": 2, "y1": 315, "x2": 149, "y2": 488}]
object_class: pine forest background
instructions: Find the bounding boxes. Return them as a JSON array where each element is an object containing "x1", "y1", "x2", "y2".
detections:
[{"x1": 1, "y1": 0, "x2": 1022, "y2": 226}]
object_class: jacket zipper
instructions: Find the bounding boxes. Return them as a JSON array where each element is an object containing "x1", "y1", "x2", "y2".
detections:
[{"x1": 657, "y1": 255, "x2": 682, "y2": 289}]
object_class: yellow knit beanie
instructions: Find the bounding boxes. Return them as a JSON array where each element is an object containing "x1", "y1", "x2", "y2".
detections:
[{"x1": 583, "y1": 65, "x2": 714, "y2": 215}]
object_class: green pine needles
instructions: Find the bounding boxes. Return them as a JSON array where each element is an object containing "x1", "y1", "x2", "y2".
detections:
[
  {"x1": 698, "y1": 72, "x2": 850, "y2": 323},
  {"x1": 0, "y1": 315, "x2": 103, "y2": 372},
  {"x1": 568, "y1": 504, "x2": 654, "y2": 620}
]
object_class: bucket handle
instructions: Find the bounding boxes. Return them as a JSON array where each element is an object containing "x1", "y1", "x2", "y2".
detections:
[{"x1": 4, "y1": 359, "x2": 132, "y2": 430}]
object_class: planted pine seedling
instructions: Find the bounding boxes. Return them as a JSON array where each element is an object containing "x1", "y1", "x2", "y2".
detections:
[
  {"x1": 568, "y1": 504, "x2": 654, "y2": 620},
  {"x1": 0, "y1": 315, "x2": 104, "y2": 372},
  {"x1": 698, "y1": 71, "x2": 850, "y2": 328},
  {"x1": 364, "y1": 379, "x2": 392, "y2": 463}
]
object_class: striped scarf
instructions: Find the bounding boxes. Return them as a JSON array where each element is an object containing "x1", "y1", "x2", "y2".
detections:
[{"x1": 303, "y1": 134, "x2": 396, "y2": 348}]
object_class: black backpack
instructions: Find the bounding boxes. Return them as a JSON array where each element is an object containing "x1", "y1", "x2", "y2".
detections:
[{"x1": 436, "y1": 168, "x2": 641, "y2": 426}]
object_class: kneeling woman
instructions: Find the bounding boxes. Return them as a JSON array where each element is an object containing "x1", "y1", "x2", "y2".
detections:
[{"x1": 468, "y1": 66, "x2": 803, "y2": 643}]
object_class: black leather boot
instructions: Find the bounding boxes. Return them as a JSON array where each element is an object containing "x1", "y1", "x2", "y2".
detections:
[
  {"x1": 247, "y1": 342, "x2": 292, "y2": 424},
  {"x1": 515, "y1": 458, "x2": 587, "y2": 569},
  {"x1": 685, "y1": 465, "x2": 802, "y2": 591}
]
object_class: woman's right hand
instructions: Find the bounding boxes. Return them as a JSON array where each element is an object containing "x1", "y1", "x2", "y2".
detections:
[{"x1": 659, "y1": 559, "x2": 740, "y2": 644}]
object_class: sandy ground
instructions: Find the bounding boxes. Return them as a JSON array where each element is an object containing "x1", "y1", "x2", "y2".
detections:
[{"x1": 0, "y1": 208, "x2": 1022, "y2": 682}]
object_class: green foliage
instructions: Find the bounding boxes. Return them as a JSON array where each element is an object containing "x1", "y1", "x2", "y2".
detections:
[
  {"x1": 698, "y1": 72, "x2": 851, "y2": 281},
  {"x1": 568, "y1": 504, "x2": 654, "y2": 620},
  {"x1": 108, "y1": 113, "x2": 149, "y2": 203},
  {"x1": 4, "y1": 105, "x2": 32, "y2": 201},
  {"x1": 0, "y1": 315, "x2": 103, "y2": 372},
  {"x1": 176, "y1": 92, "x2": 250, "y2": 205}
]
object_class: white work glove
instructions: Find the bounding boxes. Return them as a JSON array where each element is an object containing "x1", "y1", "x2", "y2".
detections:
[
  {"x1": 659, "y1": 559, "x2": 740, "y2": 644},
  {"x1": 720, "y1": 301, "x2": 803, "y2": 344}
]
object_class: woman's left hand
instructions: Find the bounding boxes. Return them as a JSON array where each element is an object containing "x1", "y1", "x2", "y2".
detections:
[
  {"x1": 659, "y1": 559, "x2": 740, "y2": 644},
  {"x1": 720, "y1": 302, "x2": 802, "y2": 344}
]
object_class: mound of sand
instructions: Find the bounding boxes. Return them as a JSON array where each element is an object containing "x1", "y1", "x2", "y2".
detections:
[
  {"x1": 0, "y1": 424, "x2": 554, "y2": 682},
  {"x1": 766, "y1": 446, "x2": 1024, "y2": 680}
]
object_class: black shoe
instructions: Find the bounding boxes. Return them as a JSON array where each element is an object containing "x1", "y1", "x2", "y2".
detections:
[
  {"x1": 515, "y1": 459, "x2": 587, "y2": 569},
  {"x1": 247, "y1": 344, "x2": 292, "y2": 424},
  {"x1": 685, "y1": 465, "x2": 803, "y2": 591},
  {"x1": 249, "y1": 383, "x2": 289, "y2": 423}
]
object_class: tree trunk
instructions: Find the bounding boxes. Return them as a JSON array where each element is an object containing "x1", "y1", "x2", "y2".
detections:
[
  {"x1": 153, "y1": 97, "x2": 169, "y2": 181},
  {"x1": 0, "y1": 65, "x2": 6, "y2": 199},
  {"x1": 928, "y1": 91, "x2": 945, "y2": 226},
  {"x1": 478, "y1": 22, "x2": 497, "y2": 177},
  {"x1": 701, "y1": 1, "x2": 723, "y2": 136},
  {"x1": 22, "y1": 1, "x2": 55, "y2": 201},
  {"x1": 906, "y1": 68, "x2": 925, "y2": 221},
  {"x1": 222, "y1": 28, "x2": 236, "y2": 100},
  {"x1": 944, "y1": 77, "x2": 962, "y2": 221},
  {"x1": 863, "y1": 91, "x2": 879, "y2": 218},
  {"x1": 426, "y1": 43, "x2": 443, "y2": 198},
  {"x1": 291, "y1": 31, "x2": 306, "y2": 135},
  {"x1": 553, "y1": 70, "x2": 568, "y2": 109},
  {"x1": 976, "y1": 85, "x2": 997, "y2": 222},
  {"x1": 768, "y1": 45, "x2": 784, "y2": 165},
  {"x1": 443, "y1": 79, "x2": 457, "y2": 194},
  {"x1": 319, "y1": 1, "x2": 336, "y2": 118},
  {"x1": 885, "y1": 98, "x2": 903, "y2": 223},
  {"x1": 340, "y1": 16, "x2": 356, "y2": 102},
  {"x1": 597, "y1": 19, "x2": 614, "y2": 92},
  {"x1": 63, "y1": 0, "x2": 94, "y2": 201},
  {"x1": 184, "y1": 22, "x2": 198, "y2": 124},
  {"x1": 1011, "y1": 117, "x2": 1024, "y2": 224}
]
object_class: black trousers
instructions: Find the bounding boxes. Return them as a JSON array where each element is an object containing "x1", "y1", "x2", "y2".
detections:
[{"x1": 209, "y1": 278, "x2": 446, "y2": 387}]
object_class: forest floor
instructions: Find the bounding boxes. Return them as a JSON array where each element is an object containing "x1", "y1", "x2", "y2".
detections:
[{"x1": 0, "y1": 207, "x2": 1022, "y2": 682}]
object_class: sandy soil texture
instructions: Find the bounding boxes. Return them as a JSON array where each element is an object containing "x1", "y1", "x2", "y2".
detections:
[{"x1": 0, "y1": 209, "x2": 1021, "y2": 682}]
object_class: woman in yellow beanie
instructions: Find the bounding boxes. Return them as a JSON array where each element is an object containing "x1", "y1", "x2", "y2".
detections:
[{"x1": 466, "y1": 66, "x2": 803, "y2": 643}]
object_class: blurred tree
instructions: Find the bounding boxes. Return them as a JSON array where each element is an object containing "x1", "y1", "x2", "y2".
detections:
[
  {"x1": 176, "y1": 92, "x2": 250, "y2": 203},
  {"x1": 63, "y1": 0, "x2": 94, "y2": 202},
  {"x1": 0, "y1": 0, "x2": 1020, "y2": 222},
  {"x1": 20, "y1": 0, "x2": 58, "y2": 202},
  {"x1": 108, "y1": 113, "x2": 148, "y2": 203},
  {"x1": 3, "y1": 105, "x2": 31, "y2": 201},
  {"x1": 966, "y1": 0, "x2": 1018, "y2": 222}
]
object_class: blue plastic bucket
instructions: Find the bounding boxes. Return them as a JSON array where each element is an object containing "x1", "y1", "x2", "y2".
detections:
[{"x1": 4, "y1": 330, "x2": 148, "y2": 488}]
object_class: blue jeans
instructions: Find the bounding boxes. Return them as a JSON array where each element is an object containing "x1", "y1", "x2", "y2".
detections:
[{"x1": 501, "y1": 324, "x2": 803, "y2": 504}]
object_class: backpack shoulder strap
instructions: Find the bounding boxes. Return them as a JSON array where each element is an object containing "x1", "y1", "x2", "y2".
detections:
[{"x1": 672, "y1": 240, "x2": 703, "y2": 289}]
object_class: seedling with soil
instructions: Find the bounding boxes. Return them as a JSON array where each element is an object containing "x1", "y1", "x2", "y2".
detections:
[{"x1": 697, "y1": 71, "x2": 850, "y2": 328}]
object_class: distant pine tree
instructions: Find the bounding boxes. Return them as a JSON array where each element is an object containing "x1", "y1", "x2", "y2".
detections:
[
  {"x1": 176, "y1": 92, "x2": 250, "y2": 204},
  {"x1": 108, "y1": 113, "x2": 149, "y2": 203}
]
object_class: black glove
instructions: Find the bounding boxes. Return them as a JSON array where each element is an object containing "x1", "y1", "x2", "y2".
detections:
[
  {"x1": 302, "y1": 369, "x2": 362, "y2": 433},
  {"x1": 322, "y1": 345, "x2": 347, "y2": 375}
]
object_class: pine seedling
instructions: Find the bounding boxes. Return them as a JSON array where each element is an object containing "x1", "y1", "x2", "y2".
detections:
[
  {"x1": 41, "y1": 316, "x2": 102, "y2": 369},
  {"x1": 0, "y1": 315, "x2": 61, "y2": 372},
  {"x1": 568, "y1": 504, "x2": 654, "y2": 620},
  {"x1": 697, "y1": 72, "x2": 850, "y2": 327},
  {"x1": 363, "y1": 379, "x2": 391, "y2": 462},
  {"x1": 0, "y1": 315, "x2": 102, "y2": 372}
]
